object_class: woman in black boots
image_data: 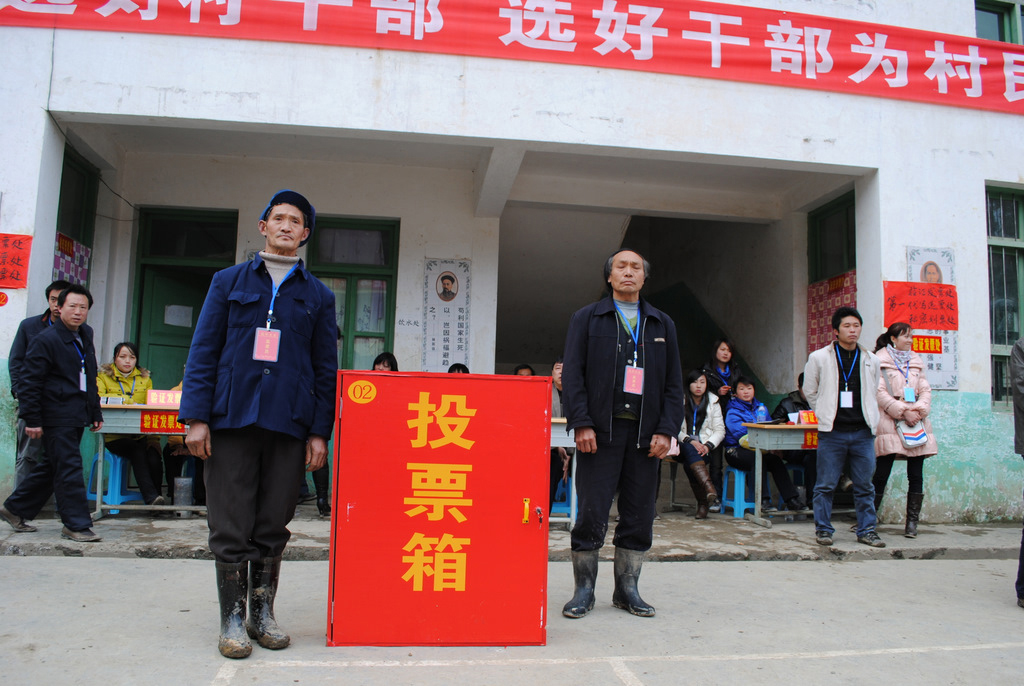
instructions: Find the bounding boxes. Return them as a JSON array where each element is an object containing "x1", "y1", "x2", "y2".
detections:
[
  {"x1": 872, "y1": 323, "x2": 939, "y2": 538},
  {"x1": 676, "y1": 370, "x2": 725, "y2": 518}
]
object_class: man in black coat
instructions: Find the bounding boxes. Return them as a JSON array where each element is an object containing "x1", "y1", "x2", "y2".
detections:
[
  {"x1": 7, "y1": 279, "x2": 70, "y2": 486},
  {"x1": 0, "y1": 284, "x2": 103, "y2": 542},
  {"x1": 1010, "y1": 337, "x2": 1024, "y2": 610},
  {"x1": 560, "y1": 249, "x2": 683, "y2": 619}
]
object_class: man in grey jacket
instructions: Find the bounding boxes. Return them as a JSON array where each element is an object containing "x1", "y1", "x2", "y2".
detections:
[{"x1": 803, "y1": 307, "x2": 884, "y2": 548}]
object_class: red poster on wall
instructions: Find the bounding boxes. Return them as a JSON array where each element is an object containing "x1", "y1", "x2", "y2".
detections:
[
  {"x1": 328, "y1": 371, "x2": 551, "y2": 646},
  {"x1": 0, "y1": 234, "x2": 32, "y2": 289},
  {"x1": 883, "y1": 281, "x2": 959, "y2": 330}
]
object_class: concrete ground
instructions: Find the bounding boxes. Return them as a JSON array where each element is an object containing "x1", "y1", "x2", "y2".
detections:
[
  {"x1": 2, "y1": 492, "x2": 1022, "y2": 685},
  {"x1": 1, "y1": 556, "x2": 1022, "y2": 685}
]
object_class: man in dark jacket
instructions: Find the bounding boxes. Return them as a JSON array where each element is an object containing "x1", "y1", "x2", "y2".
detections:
[
  {"x1": 7, "y1": 279, "x2": 70, "y2": 486},
  {"x1": 561, "y1": 249, "x2": 683, "y2": 619},
  {"x1": 179, "y1": 190, "x2": 338, "y2": 659},
  {"x1": 1010, "y1": 337, "x2": 1024, "y2": 610},
  {"x1": 771, "y1": 372, "x2": 818, "y2": 501},
  {"x1": 0, "y1": 284, "x2": 103, "y2": 542}
]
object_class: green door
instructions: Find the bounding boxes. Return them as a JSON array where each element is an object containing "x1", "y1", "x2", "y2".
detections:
[{"x1": 136, "y1": 266, "x2": 216, "y2": 391}]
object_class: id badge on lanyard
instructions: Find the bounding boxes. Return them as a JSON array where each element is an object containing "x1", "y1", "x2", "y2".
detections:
[
  {"x1": 80, "y1": 368, "x2": 87, "y2": 392},
  {"x1": 903, "y1": 387, "x2": 916, "y2": 402},
  {"x1": 254, "y1": 263, "x2": 298, "y2": 363},
  {"x1": 624, "y1": 366, "x2": 644, "y2": 394},
  {"x1": 253, "y1": 328, "x2": 281, "y2": 362}
]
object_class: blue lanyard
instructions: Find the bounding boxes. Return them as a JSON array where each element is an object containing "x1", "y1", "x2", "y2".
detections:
[
  {"x1": 117, "y1": 376, "x2": 136, "y2": 399},
  {"x1": 612, "y1": 301, "x2": 641, "y2": 366},
  {"x1": 834, "y1": 343, "x2": 859, "y2": 391},
  {"x1": 71, "y1": 340, "x2": 85, "y2": 372},
  {"x1": 266, "y1": 264, "x2": 299, "y2": 329},
  {"x1": 691, "y1": 405, "x2": 699, "y2": 436}
]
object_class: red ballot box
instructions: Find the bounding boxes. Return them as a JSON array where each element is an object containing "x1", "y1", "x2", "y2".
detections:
[{"x1": 327, "y1": 371, "x2": 552, "y2": 646}]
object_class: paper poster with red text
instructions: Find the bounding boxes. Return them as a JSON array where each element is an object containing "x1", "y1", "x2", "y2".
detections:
[{"x1": 328, "y1": 371, "x2": 551, "y2": 646}]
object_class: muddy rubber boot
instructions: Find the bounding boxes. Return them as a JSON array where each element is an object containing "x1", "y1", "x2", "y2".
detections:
[
  {"x1": 689, "y1": 460, "x2": 719, "y2": 511},
  {"x1": 905, "y1": 492, "x2": 924, "y2": 538},
  {"x1": 612, "y1": 547, "x2": 655, "y2": 617},
  {"x1": 312, "y1": 467, "x2": 331, "y2": 517},
  {"x1": 246, "y1": 556, "x2": 290, "y2": 650},
  {"x1": 562, "y1": 550, "x2": 599, "y2": 618},
  {"x1": 216, "y1": 561, "x2": 252, "y2": 659}
]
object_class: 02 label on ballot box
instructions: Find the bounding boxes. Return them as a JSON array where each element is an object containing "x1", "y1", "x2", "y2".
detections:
[{"x1": 328, "y1": 371, "x2": 552, "y2": 646}]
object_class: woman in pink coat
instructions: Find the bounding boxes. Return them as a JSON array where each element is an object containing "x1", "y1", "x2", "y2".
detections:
[{"x1": 872, "y1": 322, "x2": 939, "y2": 538}]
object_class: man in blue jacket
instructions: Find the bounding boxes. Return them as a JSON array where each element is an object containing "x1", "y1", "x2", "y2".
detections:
[
  {"x1": 7, "y1": 279, "x2": 71, "y2": 487},
  {"x1": 561, "y1": 249, "x2": 683, "y2": 619},
  {"x1": 0, "y1": 284, "x2": 103, "y2": 542},
  {"x1": 179, "y1": 190, "x2": 338, "y2": 659}
]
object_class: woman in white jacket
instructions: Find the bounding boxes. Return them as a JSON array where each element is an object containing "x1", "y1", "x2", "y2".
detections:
[{"x1": 677, "y1": 369, "x2": 726, "y2": 518}]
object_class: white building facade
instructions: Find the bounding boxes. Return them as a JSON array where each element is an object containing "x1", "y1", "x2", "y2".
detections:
[{"x1": 2, "y1": 0, "x2": 1023, "y2": 522}]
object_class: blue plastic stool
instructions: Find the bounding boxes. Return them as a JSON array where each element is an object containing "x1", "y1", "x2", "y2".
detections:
[
  {"x1": 721, "y1": 466, "x2": 757, "y2": 518},
  {"x1": 551, "y1": 476, "x2": 572, "y2": 517},
  {"x1": 86, "y1": 449, "x2": 145, "y2": 515}
]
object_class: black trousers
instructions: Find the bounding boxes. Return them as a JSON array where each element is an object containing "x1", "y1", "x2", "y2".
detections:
[
  {"x1": 206, "y1": 427, "x2": 306, "y2": 563},
  {"x1": 571, "y1": 418, "x2": 660, "y2": 552},
  {"x1": 107, "y1": 437, "x2": 162, "y2": 504},
  {"x1": 4, "y1": 425, "x2": 92, "y2": 531}
]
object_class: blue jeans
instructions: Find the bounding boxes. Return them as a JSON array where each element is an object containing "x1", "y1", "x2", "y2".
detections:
[{"x1": 813, "y1": 428, "x2": 877, "y2": 537}]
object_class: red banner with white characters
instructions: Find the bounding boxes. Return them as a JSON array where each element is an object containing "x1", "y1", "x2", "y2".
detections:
[
  {"x1": 328, "y1": 370, "x2": 551, "y2": 646},
  {"x1": 3, "y1": 1, "x2": 1023, "y2": 115},
  {"x1": 883, "y1": 281, "x2": 960, "y2": 331}
]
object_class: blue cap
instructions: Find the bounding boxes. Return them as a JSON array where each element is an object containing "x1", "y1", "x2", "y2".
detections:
[{"x1": 261, "y1": 190, "x2": 315, "y2": 246}]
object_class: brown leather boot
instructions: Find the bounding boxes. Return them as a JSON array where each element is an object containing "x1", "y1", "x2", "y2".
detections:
[{"x1": 689, "y1": 460, "x2": 719, "y2": 511}]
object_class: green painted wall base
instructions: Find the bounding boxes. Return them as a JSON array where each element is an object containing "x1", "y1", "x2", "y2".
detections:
[{"x1": 878, "y1": 392, "x2": 1023, "y2": 524}]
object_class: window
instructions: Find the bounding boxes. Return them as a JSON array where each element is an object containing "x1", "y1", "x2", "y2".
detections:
[
  {"x1": 808, "y1": 192, "x2": 856, "y2": 284},
  {"x1": 986, "y1": 188, "x2": 1024, "y2": 403},
  {"x1": 56, "y1": 147, "x2": 99, "y2": 250},
  {"x1": 976, "y1": 1, "x2": 1024, "y2": 44},
  {"x1": 307, "y1": 218, "x2": 399, "y2": 370}
]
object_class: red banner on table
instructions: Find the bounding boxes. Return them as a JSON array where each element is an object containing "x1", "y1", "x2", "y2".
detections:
[
  {"x1": 328, "y1": 370, "x2": 551, "y2": 646},
  {"x1": 3, "y1": 1, "x2": 1023, "y2": 115},
  {"x1": 145, "y1": 389, "x2": 182, "y2": 406},
  {"x1": 0, "y1": 234, "x2": 32, "y2": 289},
  {"x1": 139, "y1": 410, "x2": 187, "y2": 434},
  {"x1": 883, "y1": 281, "x2": 959, "y2": 331}
]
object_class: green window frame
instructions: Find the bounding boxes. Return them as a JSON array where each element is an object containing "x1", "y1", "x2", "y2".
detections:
[
  {"x1": 808, "y1": 192, "x2": 856, "y2": 284},
  {"x1": 976, "y1": 1, "x2": 1024, "y2": 44},
  {"x1": 987, "y1": 187, "x2": 1024, "y2": 405},
  {"x1": 307, "y1": 217, "x2": 400, "y2": 371}
]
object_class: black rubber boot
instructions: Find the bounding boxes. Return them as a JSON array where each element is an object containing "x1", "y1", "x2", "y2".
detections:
[
  {"x1": 612, "y1": 547, "x2": 655, "y2": 617},
  {"x1": 905, "y1": 492, "x2": 924, "y2": 538},
  {"x1": 246, "y1": 556, "x2": 290, "y2": 650},
  {"x1": 312, "y1": 466, "x2": 331, "y2": 517},
  {"x1": 216, "y1": 561, "x2": 252, "y2": 659},
  {"x1": 562, "y1": 550, "x2": 599, "y2": 618}
]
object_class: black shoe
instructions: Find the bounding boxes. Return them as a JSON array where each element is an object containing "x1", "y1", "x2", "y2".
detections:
[
  {"x1": 815, "y1": 531, "x2": 833, "y2": 546},
  {"x1": 857, "y1": 531, "x2": 886, "y2": 548},
  {"x1": 1018, "y1": 597, "x2": 1024, "y2": 609},
  {"x1": 147, "y1": 495, "x2": 166, "y2": 506},
  {"x1": 316, "y1": 497, "x2": 331, "y2": 517},
  {"x1": 61, "y1": 526, "x2": 101, "y2": 542},
  {"x1": 0, "y1": 506, "x2": 36, "y2": 532},
  {"x1": 785, "y1": 496, "x2": 804, "y2": 511}
]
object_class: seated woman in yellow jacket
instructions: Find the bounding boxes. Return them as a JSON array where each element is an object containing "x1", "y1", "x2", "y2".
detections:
[{"x1": 96, "y1": 342, "x2": 164, "y2": 506}]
